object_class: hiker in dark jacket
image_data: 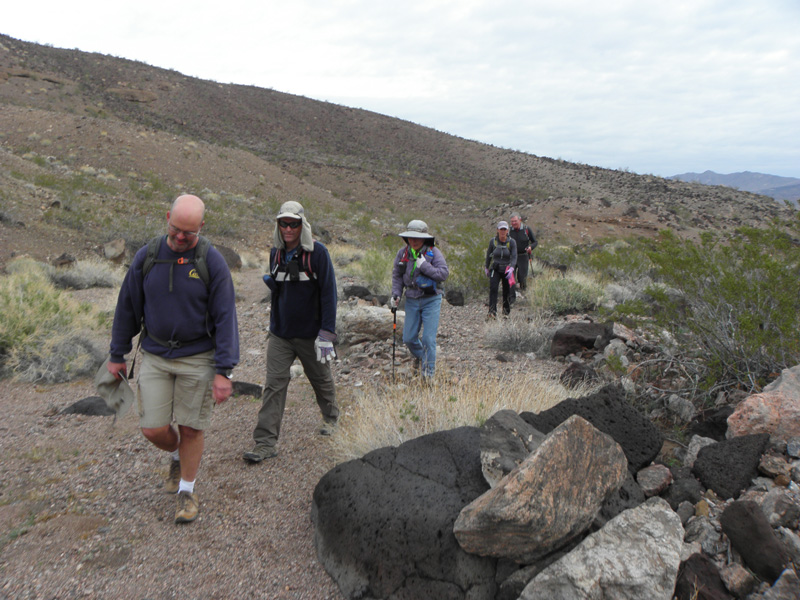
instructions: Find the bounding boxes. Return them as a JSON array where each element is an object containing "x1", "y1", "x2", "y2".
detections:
[
  {"x1": 243, "y1": 201, "x2": 338, "y2": 463},
  {"x1": 107, "y1": 194, "x2": 239, "y2": 524},
  {"x1": 391, "y1": 220, "x2": 449, "y2": 379},
  {"x1": 508, "y1": 213, "x2": 537, "y2": 291},
  {"x1": 484, "y1": 221, "x2": 517, "y2": 318}
]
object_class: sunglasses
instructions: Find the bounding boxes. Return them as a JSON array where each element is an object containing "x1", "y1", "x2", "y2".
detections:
[{"x1": 277, "y1": 220, "x2": 302, "y2": 229}]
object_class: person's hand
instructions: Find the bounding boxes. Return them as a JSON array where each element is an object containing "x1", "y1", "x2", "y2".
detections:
[
  {"x1": 485, "y1": 267, "x2": 490, "y2": 277},
  {"x1": 212, "y1": 373, "x2": 233, "y2": 404},
  {"x1": 315, "y1": 330, "x2": 337, "y2": 364},
  {"x1": 390, "y1": 296, "x2": 399, "y2": 312},
  {"x1": 526, "y1": 246, "x2": 532, "y2": 255},
  {"x1": 107, "y1": 361, "x2": 127, "y2": 380}
]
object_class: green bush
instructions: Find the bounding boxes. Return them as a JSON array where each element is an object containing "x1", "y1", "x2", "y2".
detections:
[
  {"x1": 447, "y1": 222, "x2": 490, "y2": 299},
  {"x1": 0, "y1": 259, "x2": 107, "y2": 382},
  {"x1": 527, "y1": 271, "x2": 604, "y2": 315},
  {"x1": 646, "y1": 222, "x2": 800, "y2": 392}
]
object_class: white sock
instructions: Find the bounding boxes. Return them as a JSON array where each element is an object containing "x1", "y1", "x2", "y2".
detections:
[
  {"x1": 170, "y1": 449, "x2": 180, "y2": 461},
  {"x1": 178, "y1": 479, "x2": 195, "y2": 494}
]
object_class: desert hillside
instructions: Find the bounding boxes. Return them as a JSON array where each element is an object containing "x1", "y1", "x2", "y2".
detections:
[{"x1": 0, "y1": 32, "x2": 794, "y2": 269}]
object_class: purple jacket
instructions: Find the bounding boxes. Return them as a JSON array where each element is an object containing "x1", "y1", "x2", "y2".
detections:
[{"x1": 392, "y1": 244, "x2": 449, "y2": 299}]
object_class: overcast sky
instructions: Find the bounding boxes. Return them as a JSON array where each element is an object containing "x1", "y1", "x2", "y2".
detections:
[{"x1": 4, "y1": 1, "x2": 799, "y2": 178}]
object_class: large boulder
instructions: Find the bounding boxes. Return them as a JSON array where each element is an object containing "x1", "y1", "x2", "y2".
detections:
[
  {"x1": 550, "y1": 321, "x2": 614, "y2": 357},
  {"x1": 727, "y1": 365, "x2": 800, "y2": 443},
  {"x1": 453, "y1": 415, "x2": 628, "y2": 564},
  {"x1": 336, "y1": 305, "x2": 404, "y2": 346},
  {"x1": 521, "y1": 384, "x2": 662, "y2": 472},
  {"x1": 311, "y1": 427, "x2": 497, "y2": 600},
  {"x1": 520, "y1": 498, "x2": 684, "y2": 600}
]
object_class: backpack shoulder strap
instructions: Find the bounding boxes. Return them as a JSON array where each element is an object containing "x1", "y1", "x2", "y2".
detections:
[
  {"x1": 142, "y1": 235, "x2": 165, "y2": 278},
  {"x1": 192, "y1": 236, "x2": 212, "y2": 287}
]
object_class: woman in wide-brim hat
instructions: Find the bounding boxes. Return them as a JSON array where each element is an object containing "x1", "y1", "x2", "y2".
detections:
[{"x1": 390, "y1": 220, "x2": 449, "y2": 378}]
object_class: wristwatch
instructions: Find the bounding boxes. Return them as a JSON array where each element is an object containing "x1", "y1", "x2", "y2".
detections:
[{"x1": 221, "y1": 369, "x2": 233, "y2": 380}]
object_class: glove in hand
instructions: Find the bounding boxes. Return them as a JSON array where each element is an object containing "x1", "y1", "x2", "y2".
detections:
[
  {"x1": 390, "y1": 296, "x2": 399, "y2": 310},
  {"x1": 415, "y1": 256, "x2": 425, "y2": 269},
  {"x1": 315, "y1": 330, "x2": 337, "y2": 364}
]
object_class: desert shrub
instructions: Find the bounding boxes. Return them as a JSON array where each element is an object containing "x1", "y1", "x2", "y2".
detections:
[
  {"x1": 583, "y1": 238, "x2": 655, "y2": 284},
  {"x1": 483, "y1": 313, "x2": 557, "y2": 357},
  {"x1": 355, "y1": 248, "x2": 394, "y2": 294},
  {"x1": 526, "y1": 270, "x2": 604, "y2": 315},
  {"x1": 46, "y1": 259, "x2": 124, "y2": 289},
  {"x1": 328, "y1": 243, "x2": 364, "y2": 271},
  {"x1": 446, "y1": 222, "x2": 489, "y2": 299},
  {"x1": 0, "y1": 259, "x2": 107, "y2": 382},
  {"x1": 646, "y1": 223, "x2": 800, "y2": 392},
  {"x1": 331, "y1": 371, "x2": 593, "y2": 462}
]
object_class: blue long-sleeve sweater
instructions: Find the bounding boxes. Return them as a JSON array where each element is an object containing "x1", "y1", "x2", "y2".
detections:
[{"x1": 109, "y1": 236, "x2": 239, "y2": 374}]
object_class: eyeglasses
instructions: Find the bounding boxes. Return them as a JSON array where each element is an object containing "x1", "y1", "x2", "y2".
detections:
[
  {"x1": 277, "y1": 220, "x2": 302, "y2": 229},
  {"x1": 168, "y1": 222, "x2": 201, "y2": 239}
]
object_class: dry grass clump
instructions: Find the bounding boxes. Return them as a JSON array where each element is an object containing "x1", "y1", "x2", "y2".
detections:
[
  {"x1": 483, "y1": 312, "x2": 558, "y2": 357},
  {"x1": 0, "y1": 258, "x2": 108, "y2": 382},
  {"x1": 330, "y1": 371, "x2": 593, "y2": 463},
  {"x1": 46, "y1": 258, "x2": 124, "y2": 290}
]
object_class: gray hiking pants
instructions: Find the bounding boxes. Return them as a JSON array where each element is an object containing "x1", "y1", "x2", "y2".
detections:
[{"x1": 252, "y1": 333, "x2": 338, "y2": 448}]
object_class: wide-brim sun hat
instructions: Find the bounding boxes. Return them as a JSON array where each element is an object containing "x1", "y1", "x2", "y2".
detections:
[{"x1": 399, "y1": 220, "x2": 434, "y2": 240}]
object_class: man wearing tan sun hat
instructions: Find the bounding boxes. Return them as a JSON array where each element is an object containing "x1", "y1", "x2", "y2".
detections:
[{"x1": 243, "y1": 201, "x2": 339, "y2": 463}]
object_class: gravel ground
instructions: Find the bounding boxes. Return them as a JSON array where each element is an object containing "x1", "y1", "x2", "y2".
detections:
[{"x1": 0, "y1": 269, "x2": 561, "y2": 600}]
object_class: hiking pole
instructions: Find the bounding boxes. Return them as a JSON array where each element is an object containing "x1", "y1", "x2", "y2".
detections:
[{"x1": 391, "y1": 306, "x2": 397, "y2": 383}]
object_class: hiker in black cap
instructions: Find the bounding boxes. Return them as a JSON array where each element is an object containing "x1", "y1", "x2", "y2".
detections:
[
  {"x1": 485, "y1": 221, "x2": 517, "y2": 319},
  {"x1": 107, "y1": 194, "x2": 239, "y2": 524},
  {"x1": 391, "y1": 220, "x2": 449, "y2": 379},
  {"x1": 243, "y1": 201, "x2": 339, "y2": 463}
]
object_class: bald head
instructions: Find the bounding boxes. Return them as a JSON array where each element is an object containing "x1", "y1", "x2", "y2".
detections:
[
  {"x1": 171, "y1": 195, "x2": 206, "y2": 222},
  {"x1": 166, "y1": 195, "x2": 205, "y2": 251}
]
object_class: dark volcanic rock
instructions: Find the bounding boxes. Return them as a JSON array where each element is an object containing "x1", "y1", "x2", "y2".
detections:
[
  {"x1": 520, "y1": 384, "x2": 662, "y2": 472},
  {"x1": 692, "y1": 434, "x2": 770, "y2": 499},
  {"x1": 311, "y1": 426, "x2": 497, "y2": 600}
]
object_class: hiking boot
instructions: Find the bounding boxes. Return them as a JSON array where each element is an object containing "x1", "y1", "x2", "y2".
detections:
[
  {"x1": 319, "y1": 418, "x2": 338, "y2": 436},
  {"x1": 243, "y1": 444, "x2": 278, "y2": 463},
  {"x1": 486, "y1": 312, "x2": 497, "y2": 321},
  {"x1": 164, "y1": 459, "x2": 181, "y2": 494},
  {"x1": 174, "y1": 491, "x2": 199, "y2": 524}
]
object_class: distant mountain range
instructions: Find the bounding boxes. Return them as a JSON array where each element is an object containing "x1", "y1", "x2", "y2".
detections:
[{"x1": 670, "y1": 171, "x2": 800, "y2": 206}]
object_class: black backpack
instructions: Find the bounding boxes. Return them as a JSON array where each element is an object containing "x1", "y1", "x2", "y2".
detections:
[{"x1": 142, "y1": 235, "x2": 212, "y2": 292}]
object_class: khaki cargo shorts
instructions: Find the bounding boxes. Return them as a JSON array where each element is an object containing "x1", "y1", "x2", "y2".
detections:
[{"x1": 136, "y1": 350, "x2": 215, "y2": 430}]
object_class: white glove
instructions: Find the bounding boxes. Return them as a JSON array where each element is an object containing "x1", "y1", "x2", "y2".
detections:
[
  {"x1": 415, "y1": 256, "x2": 425, "y2": 269},
  {"x1": 390, "y1": 296, "x2": 399, "y2": 310},
  {"x1": 315, "y1": 336, "x2": 336, "y2": 364}
]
